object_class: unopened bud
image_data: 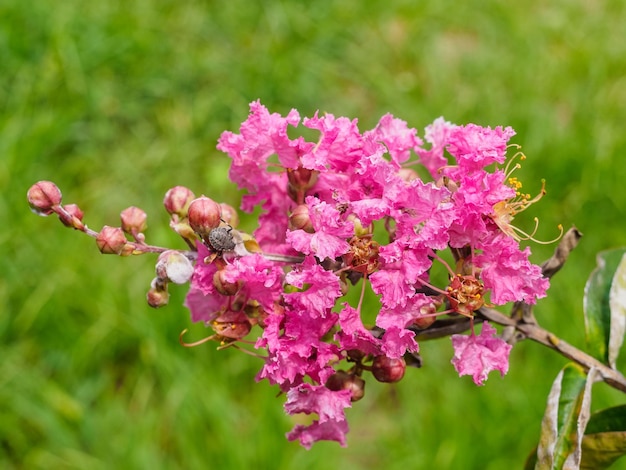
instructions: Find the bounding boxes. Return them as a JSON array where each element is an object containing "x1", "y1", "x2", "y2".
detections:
[
  {"x1": 164, "y1": 186, "x2": 195, "y2": 218},
  {"x1": 57, "y1": 204, "x2": 85, "y2": 229},
  {"x1": 63, "y1": 204, "x2": 84, "y2": 221},
  {"x1": 120, "y1": 206, "x2": 148, "y2": 235},
  {"x1": 27, "y1": 181, "x2": 62, "y2": 216},
  {"x1": 211, "y1": 311, "x2": 252, "y2": 339},
  {"x1": 289, "y1": 204, "x2": 314, "y2": 233},
  {"x1": 412, "y1": 315, "x2": 436, "y2": 329},
  {"x1": 96, "y1": 226, "x2": 131, "y2": 255},
  {"x1": 219, "y1": 203, "x2": 239, "y2": 228},
  {"x1": 147, "y1": 278, "x2": 170, "y2": 308},
  {"x1": 155, "y1": 250, "x2": 194, "y2": 284},
  {"x1": 371, "y1": 356, "x2": 406, "y2": 383},
  {"x1": 187, "y1": 196, "x2": 222, "y2": 237},
  {"x1": 213, "y1": 268, "x2": 241, "y2": 295},
  {"x1": 325, "y1": 370, "x2": 366, "y2": 402},
  {"x1": 287, "y1": 167, "x2": 319, "y2": 191},
  {"x1": 398, "y1": 168, "x2": 419, "y2": 182}
]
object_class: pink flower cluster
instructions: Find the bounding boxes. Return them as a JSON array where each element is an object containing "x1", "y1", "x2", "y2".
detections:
[{"x1": 184, "y1": 101, "x2": 549, "y2": 448}]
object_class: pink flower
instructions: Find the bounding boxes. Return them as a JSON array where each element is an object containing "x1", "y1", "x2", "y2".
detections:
[
  {"x1": 222, "y1": 253, "x2": 284, "y2": 313},
  {"x1": 364, "y1": 113, "x2": 423, "y2": 165},
  {"x1": 446, "y1": 124, "x2": 516, "y2": 172},
  {"x1": 473, "y1": 233, "x2": 549, "y2": 304},
  {"x1": 381, "y1": 326, "x2": 419, "y2": 359},
  {"x1": 302, "y1": 113, "x2": 374, "y2": 172},
  {"x1": 284, "y1": 383, "x2": 352, "y2": 449},
  {"x1": 183, "y1": 243, "x2": 229, "y2": 323},
  {"x1": 286, "y1": 196, "x2": 354, "y2": 260},
  {"x1": 451, "y1": 322, "x2": 512, "y2": 386},
  {"x1": 335, "y1": 303, "x2": 383, "y2": 356},
  {"x1": 256, "y1": 259, "x2": 342, "y2": 387},
  {"x1": 416, "y1": 117, "x2": 456, "y2": 177}
]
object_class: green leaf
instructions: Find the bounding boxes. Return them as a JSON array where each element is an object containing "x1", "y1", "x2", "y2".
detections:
[
  {"x1": 534, "y1": 364, "x2": 597, "y2": 469},
  {"x1": 580, "y1": 405, "x2": 626, "y2": 469},
  {"x1": 583, "y1": 248, "x2": 626, "y2": 365},
  {"x1": 609, "y1": 253, "x2": 626, "y2": 368}
]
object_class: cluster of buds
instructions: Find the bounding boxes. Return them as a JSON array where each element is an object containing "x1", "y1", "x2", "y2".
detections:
[{"x1": 28, "y1": 100, "x2": 559, "y2": 449}]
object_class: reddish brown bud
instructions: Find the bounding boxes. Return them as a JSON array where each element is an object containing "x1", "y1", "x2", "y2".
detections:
[
  {"x1": 187, "y1": 196, "x2": 222, "y2": 237},
  {"x1": 147, "y1": 278, "x2": 169, "y2": 308},
  {"x1": 287, "y1": 167, "x2": 319, "y2": 191},
  {"x1": 63, "y1": 204, "x2": 84, "y2": 221},
  {"x1": 346, "y1": 349, "x2": 366, "y2": 362},
  {"x1": 219, "y1": 203, "x2": 239, "y2": 228},
  {"x1": 27, "y1": 181, "x2": 62, "y2": 216},
  {"x1": 211, "y1": 311, "x2": 252, "y2": 339},
  {"x1": 57, "y1": 204, "x2": 85, "y2": 229},
  {"x1": 164, "y1": 186, "x2": 195, "y2": 218},
  {"x1": 412, "y1": 315, "x2": 436, "y2": 329},
  {"x1": 289, "y1": 204, "x2": 314, "y2": 233},
  {"x1": 96, "y1": 226, "x2": 130, "y2": 255},
  {"x1": 371, "y1": 356, "x2": 406, "y2": 383},
  {"x1": 120, "y1": 206, "x2": 148, "y2": 234},
  {"x1": 325, "y1": 370, "x2": 366, "y2": 402},
  {"x1": 213, "y1": 268, "x2": 241, "y2": 295}
]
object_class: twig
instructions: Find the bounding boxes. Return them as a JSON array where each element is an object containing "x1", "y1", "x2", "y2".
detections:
[{"x1": 479, "y1": 306, "x2": 626, "y2": 393}]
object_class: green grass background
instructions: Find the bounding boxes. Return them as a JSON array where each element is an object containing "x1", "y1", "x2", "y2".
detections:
[{"x1": 3, "y1": 0, "x2": 626, "y2": 468}]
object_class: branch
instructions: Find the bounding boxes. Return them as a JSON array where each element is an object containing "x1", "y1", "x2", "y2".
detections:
[
  {"x1": 479, "y1": 306, "x2": 626, "y2": 392},
  {"x1": 410, "y1": 225, "x2": 626, "y2": 393}
]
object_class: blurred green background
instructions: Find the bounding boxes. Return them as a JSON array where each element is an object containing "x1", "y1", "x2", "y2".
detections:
[{"x1": 2, "y1": 0, "x2": 626, "y2": 468}]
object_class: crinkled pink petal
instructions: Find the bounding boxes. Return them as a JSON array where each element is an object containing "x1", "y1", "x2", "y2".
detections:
[
  {"x1": 286, "y1": 418, "x2": 350, "y2": 450},
  {"x1": 376, "y1": 294, "x2": 434, "y2": 330},
  {"x1": 446, "y1": 124, "x2": 516, "y2": 171},
  {"x1": 364, "y1": 113, "x2": 423, "y2": 164},
  {"x1": 284, "y1": 383, "x2": 352, "y2": 449},
  {"x1": 223, "y1": 253, "x2": 284, "y2": 312},
  {"x1": 302, "y1": 113, "x2": 366, "y2": 172},
  {"x1": 335, "y1": 303, "x2": 382, "y2": 356},
  {"x1": 474, "y1": 234, "x2": 549, "y2": 304},
  {"x1": 183, "y1": 286, "x2": 227, "y2": 324},
  {"x1": 381, "y1": 326, "x2": 419, "y2": 359},
  {"x1": 417, "y1": 117, "x2": 456, "y2": 177},
  {"x1": 451, "y1": 322, "x2": 512, "y2": 386}
]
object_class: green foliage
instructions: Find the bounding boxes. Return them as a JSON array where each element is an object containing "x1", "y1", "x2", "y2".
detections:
[
  {"x1": 584, "y1": 250, "x2": 626, "y2": 367},
  {"x1": 3, "y1": 0, "x2": 626, "y2": 468}
]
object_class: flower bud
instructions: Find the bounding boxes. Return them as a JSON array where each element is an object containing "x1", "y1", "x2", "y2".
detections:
[
  {"x1": 325, "y1": 370, "x2": 366, "y2": 402},
  {"x1": 96, "y1": 226, "x2": 131, "y2": 255},
  {"x1": 412, "y1": 315, "x2": 436, "y2": 329},
  {"x1": 147, "y1": 278, "x2": 169, "y2": 308},
  {"x1": 219, "y1": 203, "x2": 239, "y2": 228},
  {"x1": 120, "y1": 206, "x2": 148, "y2": 234},
  {"x1": 289, "y1": 204, "x2": 314, "y2": 233},
  {"x1": 213, "y1": 268, "x2": 241, "y2": 295},
  {"x1": 398, "y1": 168, "x2": 419, "y2": 182},
  {"x1": 155, "y1": 250, "x2": 194, "y2": 284},
  {"x1": 211, "y1": 311, "x2": 252, "y2": 340},
  {"x1": 163, "y1": 186, "x2": 195, "y2": 218},
  {"x1": 57, "y1": 204, "x2": 85, "y2": 230},
  {"x1": 63, "y1": 204, "x2": 84, "y2": 221},
  {"x1": 371, "y1": 356, "x2": 406, "y2": 383},
  {"x1": 287, "y1": 167, "x2": 319, "y2": 191},
  {"x1": 187, "y1": 196, "x2": 222, "y2": 237},
  {"x1": 27, "y1": 181, "x2": 62, "y2": 216}
]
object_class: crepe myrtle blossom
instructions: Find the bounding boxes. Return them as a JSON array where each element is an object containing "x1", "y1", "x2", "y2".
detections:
[
  {"x1": 451, "y1": 322, "x2": 513, "y2": 386},
  {"x1": 28, "y1": 101, "x2": 559, "y2": 449}
]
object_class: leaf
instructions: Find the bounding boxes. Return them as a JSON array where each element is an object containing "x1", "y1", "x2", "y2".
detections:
[
  {"x1": 580, "y1": 405, "x2": 626, "y2": 469},
  {"x1": 534, "y1": 364, "x2": 597, "y2": 470},
  {"x1": 583, "y1": 248, "x2": 626, "y2": 365},
  {"x1": 609, "y1": 253, "x2": 626, "y2": 368}
]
